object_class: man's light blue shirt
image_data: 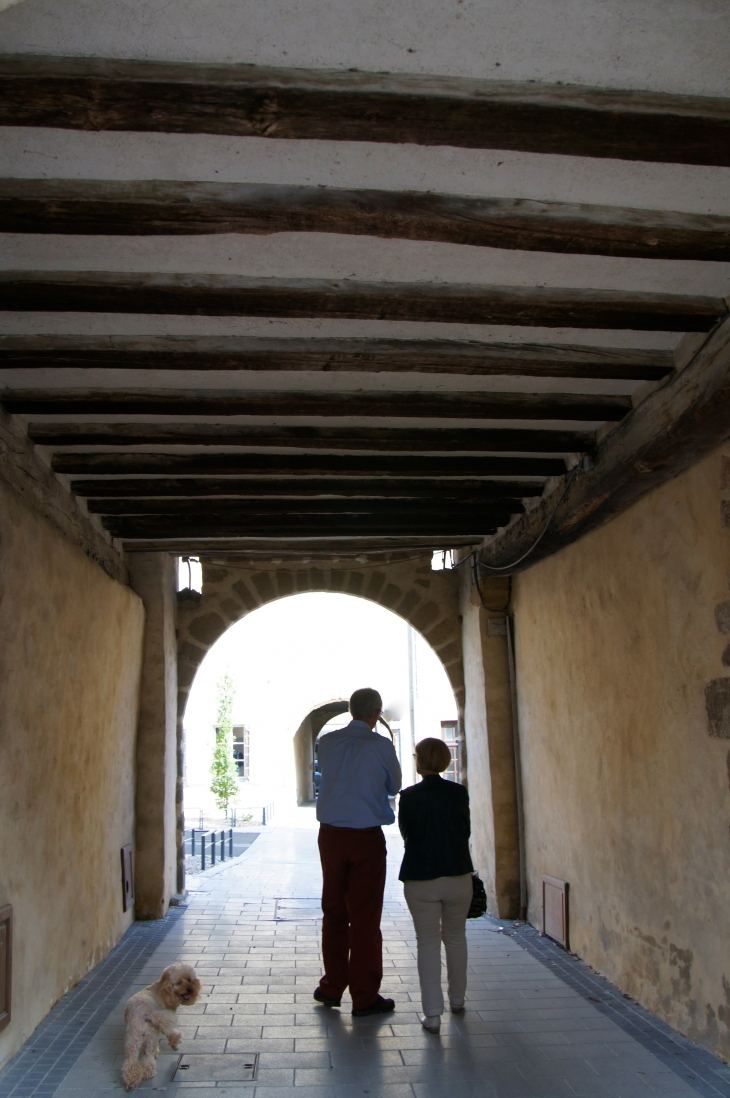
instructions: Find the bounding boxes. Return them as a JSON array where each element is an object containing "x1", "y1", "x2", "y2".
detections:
[{"x1": 316, "y1": 720, "x2": 402, "y2": 828}]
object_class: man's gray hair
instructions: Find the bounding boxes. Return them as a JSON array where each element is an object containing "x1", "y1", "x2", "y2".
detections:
[{"x1": 349, "y1": 688, "x2": 382, "y2": 720}]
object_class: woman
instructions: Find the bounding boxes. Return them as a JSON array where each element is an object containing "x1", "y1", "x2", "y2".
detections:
[{"x1": 398, "y1": 737, "x2": 474, "y2": 1034}]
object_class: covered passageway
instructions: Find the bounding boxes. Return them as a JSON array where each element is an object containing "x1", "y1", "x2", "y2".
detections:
[{"x1": 0, "y1": 0, "x2": 729, "y2": 1091}]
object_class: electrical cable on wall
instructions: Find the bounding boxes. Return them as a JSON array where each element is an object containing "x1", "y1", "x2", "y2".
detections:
[{"x1": 476, "y1": 462, "x2": 582, "y2": 576}]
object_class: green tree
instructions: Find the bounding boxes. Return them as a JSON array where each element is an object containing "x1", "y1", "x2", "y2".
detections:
[{"x1": 210, "y1": 673, "x2": 239, "y2": 814}]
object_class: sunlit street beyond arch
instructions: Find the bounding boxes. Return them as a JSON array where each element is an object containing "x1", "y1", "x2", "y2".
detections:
[{"x1": 183, "y1": 593, "x2": 459, "y2": 827}]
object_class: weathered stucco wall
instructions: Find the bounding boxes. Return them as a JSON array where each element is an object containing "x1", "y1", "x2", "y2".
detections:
[
  {"x1": 0, "y1": 481, "x2": 144, "y2": 1070},
  {"x1": 460, "y1": 573, "x2": 520, "y2": 918},
  {"x1": 128, "y1": 553, "x2": 178, "y2": 918},
  {"x1": 512, "y1": 445, "x2": 730, "y2": 1061}
]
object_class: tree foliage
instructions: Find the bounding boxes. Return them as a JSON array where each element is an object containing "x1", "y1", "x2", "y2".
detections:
[{"x1": 210, "y1": 673, "x2": 239, "y2": 813}]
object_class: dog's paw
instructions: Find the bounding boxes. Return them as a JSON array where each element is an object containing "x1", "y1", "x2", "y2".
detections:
[
  {"x1": 167, "y1": 1031, "x2": 182, "y2": 1051},
  {"x1": 140, "y1": 1059, "x2": 157, "y2": 1081},
  {"x1": 121, "y1": 1063, "x2": 143, "y2": 1090}
]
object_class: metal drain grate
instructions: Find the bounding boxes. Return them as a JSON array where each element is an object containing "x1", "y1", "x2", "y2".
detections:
[
  {"x1": 172, "y1": 1053, "x2": 258, "y2": 1085},
  {"x1": 275, "y1": 898, "x2": 322, "y2": 921}
]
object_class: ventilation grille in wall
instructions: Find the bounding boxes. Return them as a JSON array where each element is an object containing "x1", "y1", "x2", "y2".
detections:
[
  {"x1": 0, "y1": 904, "x2": 12, "y2": 1033},
  {"x1": 542, "y1": 875, "x2": 569, "y2": 950}
]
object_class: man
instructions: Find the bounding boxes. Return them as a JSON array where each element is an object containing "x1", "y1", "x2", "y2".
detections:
[{"x1": 314, "y1": 687, "x2": 402, "y2": 1016}]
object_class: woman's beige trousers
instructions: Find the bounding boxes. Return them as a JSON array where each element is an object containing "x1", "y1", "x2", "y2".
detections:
[{"x1": 403, "y1": 873, "x2": 473, "y2": 1017}]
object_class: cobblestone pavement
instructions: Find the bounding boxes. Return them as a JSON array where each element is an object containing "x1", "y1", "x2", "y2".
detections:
[{"x1": 3, "y1": 809, "x2": 730, "y2": 1098}]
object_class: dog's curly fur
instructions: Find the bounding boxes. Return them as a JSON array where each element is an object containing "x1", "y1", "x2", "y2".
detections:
[{"x1": 121, "y1": 963, "x2": 201, "y2": 1090}]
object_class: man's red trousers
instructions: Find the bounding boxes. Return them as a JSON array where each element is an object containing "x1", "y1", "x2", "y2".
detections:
[{"x1": 317, "y1": 823, "x2": 387, "y2": 1011}]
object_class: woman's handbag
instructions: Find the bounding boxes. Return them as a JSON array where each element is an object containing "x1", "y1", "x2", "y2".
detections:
[{"x1": 467, "y1": 873, "x2": 487, "y2": 919}]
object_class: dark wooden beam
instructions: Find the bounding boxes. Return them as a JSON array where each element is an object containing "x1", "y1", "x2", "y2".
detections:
[
  {"x1": 103, "y1": 515, "x2": 501, "y2": 537},
  {"x1": 28, "y1": 423, "x2": 593, "y2": 453},
  {"x1": 55, "y1": 452, "x2": 566, "y2": 477},
  {"x1": 72, "y1": 477, "x2": 546, "y2": 499},
  {"x1": 1, "y1": 55, "x2": 728, "y2": 166},
  {"x1": 0, "y1": 335, "x2": 675, "y2": 381},
  {"x1": 7, "y1": 388, "x2": 630, "y2": 421},
  {"x1": 87, "y1": 497, "x2": 523, "y2": 517},
  {"x1": 477, "y1": 315, "x2": 730, "y2": 572},
  {"x1": 2, "y1": 272, "x2": 724, "y2": 331},
  {"x1": 2, "y1": 179, "x2": 728, "y2": 260},
  {"x1": 126, "y1": 536, "x2": 480, "y2": 552}
]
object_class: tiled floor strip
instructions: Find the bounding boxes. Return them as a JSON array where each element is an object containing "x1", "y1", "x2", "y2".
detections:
[
  {"x1": 511, "y1": 927, "x2": 730, "y2": 1098},
  {"x1": 2, "y1": 817, "x2": 728, "y2": 1098}
]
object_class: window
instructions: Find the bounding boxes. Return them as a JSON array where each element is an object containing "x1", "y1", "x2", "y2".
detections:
[
  {"x1": 232, "y1": 726, "x2": 250, "y2": 781},
  {"x1": 441, "y1": 721, "x2": 462, "y2": 783}
]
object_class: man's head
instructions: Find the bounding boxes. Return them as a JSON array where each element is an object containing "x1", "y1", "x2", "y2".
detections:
[{"x1": 349, "y1": 688, "x2": 382, "y2": 729}]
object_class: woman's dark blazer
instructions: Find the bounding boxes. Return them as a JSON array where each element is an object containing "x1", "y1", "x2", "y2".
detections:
[{"x1": 398, "y1": 774, "x2": 474, "y2": 881}]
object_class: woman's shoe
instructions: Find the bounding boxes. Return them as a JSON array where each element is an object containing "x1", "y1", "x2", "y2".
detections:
[
  {"x1": 450, "y1": 1003, "x2": 465, "y2": 1013},
  {"x1": 421, "y1": 1015, "x2": 441, "y2": 1034}
]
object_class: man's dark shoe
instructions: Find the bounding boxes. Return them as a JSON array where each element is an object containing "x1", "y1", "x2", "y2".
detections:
[
  {"x1": 352, "y1": 996, "x2": 395, "y2": 1017},
  {"x1": 313, "y1": 986, "x2": 341, "y2": 1008}
]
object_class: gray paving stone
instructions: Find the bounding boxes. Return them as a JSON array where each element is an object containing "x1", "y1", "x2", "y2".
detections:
[{"x1": 0, "y1": 824, "x2": 720, "y2": 1098}]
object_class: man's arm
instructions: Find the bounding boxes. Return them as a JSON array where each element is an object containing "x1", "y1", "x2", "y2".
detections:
[{"x1": 383, "y1": 741, "x2": 402, "y2": 795}]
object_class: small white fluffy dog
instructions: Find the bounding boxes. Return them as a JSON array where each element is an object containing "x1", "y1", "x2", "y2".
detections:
[{"x1": 122, "y1": 963, "x2": 201, "y2": 1090}]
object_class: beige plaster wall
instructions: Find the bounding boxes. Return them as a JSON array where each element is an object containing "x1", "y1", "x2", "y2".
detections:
[
  {"x1": 0, "y1": 481, "x2": 144, "y2": 1070},
  {"x1": 512, "y1": 445, "x2": 730, "y2": 1061},
  {"x1": 129, "y1": 553, "x2": 178, "y2": 917},
  {"x1": 460, "y1": 573, "x2": 520, "y2": 917}
]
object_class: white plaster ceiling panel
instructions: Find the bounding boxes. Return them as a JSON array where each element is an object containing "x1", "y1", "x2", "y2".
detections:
[
  {"x1": 1, "y1": 132, "x2": 730, "y2": 216},
  {"x1": 2, "y1": 233, "x2": 729, "y2": 298},
  {"x1": 0, "y1": 0, "x2": 728, "y2": 96},
  {"x1": 0, "y1": 315, "x2": 681, "y2": 350}
]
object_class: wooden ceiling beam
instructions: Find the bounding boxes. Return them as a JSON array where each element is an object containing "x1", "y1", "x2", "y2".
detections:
[
  {"x1": 87, "y1": 497, "x2": 524, "y2": 517},
  {"x1": 1, "y1": 55, "x2": 728, "y2": 165},
  {"x1": 7, "y1": 388, "x2": 631, "y2": 421},
  {"x1": 54, "y1": 452, "x2": 566, "y2": 477},
  {"x1": 27, "y1": 423, "x2": 593, "y2": 453},
  {"x1": 125, "y1": 537, "x2": 479, "y2": 553},
  {"x1": 0, "y1": 335, "x2": 674, "y2": 381},
  {"x1": 477, "y1": 316, "x2": 730, "y2": 572},
  {"x1": 2, "y1": 272, "x2": 724, "y2": 331},
  {"x1": 3, "y1": 179, "x2": 729, "y2": 261},
  {"x1": 103, "y1": 515, "x2": 503, "y2": 537},
  {"x1": 71, "y1": 476, "x2": 545, "y2": 499}
]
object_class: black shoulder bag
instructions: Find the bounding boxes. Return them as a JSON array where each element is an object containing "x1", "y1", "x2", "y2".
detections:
[{"x1": 467, "y1": 873, "x2": 487, "y2": 919}]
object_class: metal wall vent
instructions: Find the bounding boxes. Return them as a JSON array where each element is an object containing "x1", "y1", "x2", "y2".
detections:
[{"x1": 542, "y1": 875, "x2": 569, "y2": 950}]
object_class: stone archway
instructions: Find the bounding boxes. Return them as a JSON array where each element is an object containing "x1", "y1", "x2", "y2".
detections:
[
  {"x1": 177, "y1": 555, "x2": 465, "y2": 722},
  {"x1": 175, "y1": 553, "x2": 465, "y2": 887}
]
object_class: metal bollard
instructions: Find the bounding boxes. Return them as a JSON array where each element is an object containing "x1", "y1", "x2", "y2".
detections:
[
  {"x1": 262, "y1": 807, "x2": 267, "y2": 826},
  {"x1": 220, "y1": 830, "x2": 225, "y2": 861},
  {"x1": 192, "y1": 830, "x2": 196, "y2": 856},
  {"x1": 211, "y1": 831, "x2": 216, "y2": 866},
  {"x1": 201, "y1": 832, "x2": 206, "y2": 871},
  {"x1": 228, "y1": 828, "x2": 233, "y2": 857}
]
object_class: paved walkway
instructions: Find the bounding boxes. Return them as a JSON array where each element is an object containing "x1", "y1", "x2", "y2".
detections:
[{"x1": 3, "y1": 811, "x2": 730, "y2": 1098}]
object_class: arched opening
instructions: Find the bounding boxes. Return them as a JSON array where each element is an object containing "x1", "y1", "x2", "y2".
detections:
[
  {"x1": 293, "y1": 699, "x2": 349, "y2": 805},
  {"x1": 181, "y1": 591, "x2": 459, "y2": 825}
]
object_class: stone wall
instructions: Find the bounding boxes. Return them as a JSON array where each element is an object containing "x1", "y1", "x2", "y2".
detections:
[
  {"x1": 512, "y1": 444, "x2": 730, "y2": 1061},
  {"x1": 0, "y1": 481, "x2": 144, "y2": 1070}
]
